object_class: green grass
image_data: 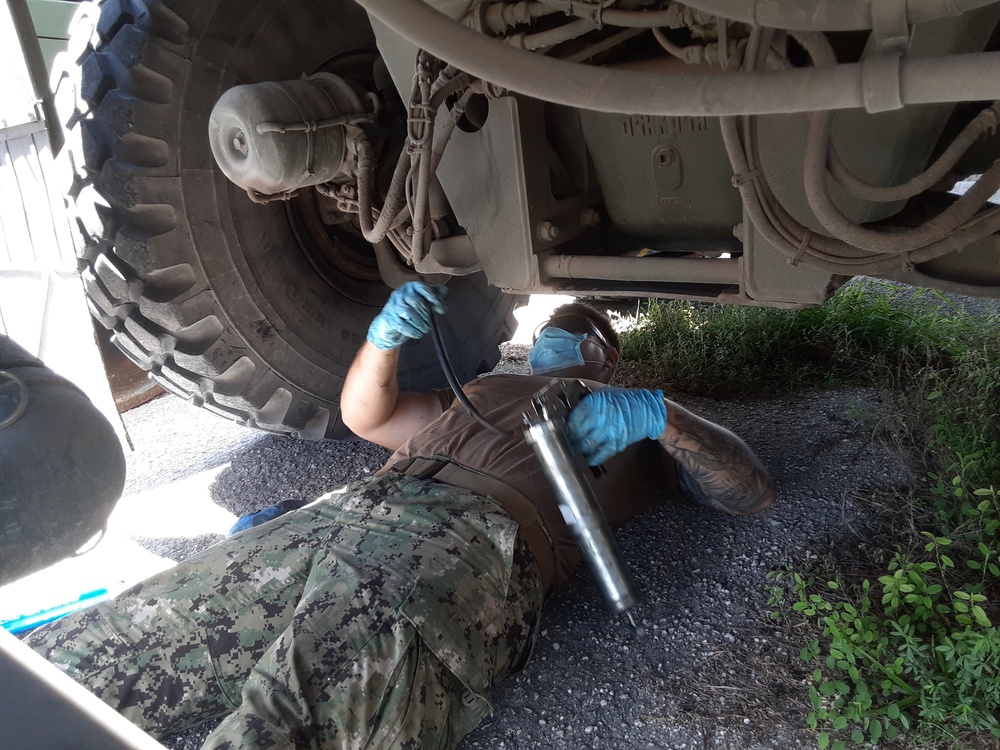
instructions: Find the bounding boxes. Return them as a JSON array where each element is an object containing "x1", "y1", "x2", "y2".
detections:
[
  {"x1": 616, "y1": 281, "x2": 1000, "y2": 749},
  {"x1": 616, "y1": 282, "x2": 972, "y2": 397}
]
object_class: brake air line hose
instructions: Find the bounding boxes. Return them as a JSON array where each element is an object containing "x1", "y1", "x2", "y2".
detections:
[
  {"x1": 429, "y1": 313, "x2": 512, "y2": 436},
  {"x1": 826, "y1": 104, "x2": 1000, "y2": 203}
]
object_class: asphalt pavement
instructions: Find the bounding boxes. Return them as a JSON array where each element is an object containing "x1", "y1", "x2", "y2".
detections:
[{"x1": 103, "y1": 340, "x2": 917, "y2": 750}]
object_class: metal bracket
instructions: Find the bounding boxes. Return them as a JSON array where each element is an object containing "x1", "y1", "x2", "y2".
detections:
[
  {"x1": 862, "y1": 52, "x2": 904, "y2": 113},
  {"x1": 860, "y1": 0, "x2": 911, "y2": 113},
  {"x1": 871, "y1": 0, "x2": 911, "y2": 55}
]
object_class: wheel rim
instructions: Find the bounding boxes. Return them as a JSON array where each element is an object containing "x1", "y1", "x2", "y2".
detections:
[{"x1": 287, "y1": 193, "x2": 385, "y2": 306}]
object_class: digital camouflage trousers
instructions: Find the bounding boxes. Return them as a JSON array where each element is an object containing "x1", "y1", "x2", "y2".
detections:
[{"x1": 26, "y1": 472, "x2": 544, "y2": 750}]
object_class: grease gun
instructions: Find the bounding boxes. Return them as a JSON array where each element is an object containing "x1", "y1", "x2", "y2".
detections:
[
  {"x1": 428, "y1": 315, "x2": 641, "y2": 630},
  {"x1": 523, "y1": 379, "x2": 642, "y2": 633}
]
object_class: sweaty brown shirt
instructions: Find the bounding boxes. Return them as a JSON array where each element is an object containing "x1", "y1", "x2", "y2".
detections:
[{"x1": 385, "y1": 374, "x2": 684, "y2": 590}]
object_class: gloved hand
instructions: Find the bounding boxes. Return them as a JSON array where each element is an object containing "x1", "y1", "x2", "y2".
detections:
[
  {"x1": 567, "y1": 387, "x2": 667, "y2": 466},
  {"x1": 366, "y1": 281, "x2": 448, "y2": 350},
  {"x1": 227, "y1": 499, "x2": 303, "y2": 536}
]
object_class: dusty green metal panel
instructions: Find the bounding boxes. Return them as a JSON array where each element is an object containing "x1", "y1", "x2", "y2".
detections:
[
  {"x1": 579, "y1": 112, "x2": 742, "y2": 247},
  {"x1": 27, "y1": 0, "x2": 75, "y2": 72},
  {"x1": 4, "y1": 0, "x2": 64, "y2": 147},
  {"x1": 26, "y1": 0, "x2": 74, "y2": 38}
]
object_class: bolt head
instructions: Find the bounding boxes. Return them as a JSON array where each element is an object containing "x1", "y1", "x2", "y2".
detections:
[
  {"x1": 581, "y1": 208, "x2": 602, "y2": 228},
  {"x1": 654, "y1": 146, "x2": 677, "y2": 168},
  {"x1": 537, "y1": 221, "x2": 560, "y2": 242},
  {"x1": 232, "y1": 131, "x2": 248, "y2": 155}
]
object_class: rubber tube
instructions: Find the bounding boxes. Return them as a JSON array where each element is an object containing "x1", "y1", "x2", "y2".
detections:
[
  {"x1": 429, "y1": 314, "x2": 510, "y2": 436},
  {"x1": 827, "y1": 103, "x2": 1000, "y2": 202},
  {"x1": 792, "y1": 25, "x2": 1000, "y2": 253},
  {"x1": 360, "y1": 143, "x2": 413, "y2": 243},
  {"x1": 724, "y1": 108, "x2": 1000, "y2": 273},
  {"x1": 721, "y1": 32, "x2": 861, "y2": 263},
  {"x1": 431, "y1": 88, "x2": 474, "y2": 171},
  {"x1": 651, "y1": 27, "x2": 687, "y2": 60},
  {"x1": 408, "y1": 61, "x2": 435, "y2": 263},
  {"x1": 804, "y1": 110, "x2": 1000, "y2": 252},
  {"x1": 722, "y1": 108, "x2": 987, "y2": 271},
  {"x1": 355, "y1": 135, "x2": 379, "y2": 238},
  {"x1": 677, "y1": 0, "x2": 998, "y2": 31},
  {"x1": 715, "y1": 41, "x2": 1000, "y2": 274},
  {"x1": 356, "y1": 0, "x2": 1000, "y2": 115},
  {"x1": 357, "y1": 70, "x2": 424, "y2": 244},
  {"x1": 517, "y1": 17, "x2": 598, "y2": 50}
]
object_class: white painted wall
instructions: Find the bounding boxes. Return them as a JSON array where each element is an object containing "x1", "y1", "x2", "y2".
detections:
[{"x1": 0, "y1": 2, "x2": 126, "y2": 445}]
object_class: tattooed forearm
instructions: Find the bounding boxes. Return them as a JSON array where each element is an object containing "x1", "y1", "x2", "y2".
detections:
[{"x1": 659, "y1": 401, "x2": 775, "y2": 515}]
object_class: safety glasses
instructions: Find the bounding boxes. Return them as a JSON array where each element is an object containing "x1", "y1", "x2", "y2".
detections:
[{"x1": 532, "y1": 314, "x2": 611, "y2": 350}]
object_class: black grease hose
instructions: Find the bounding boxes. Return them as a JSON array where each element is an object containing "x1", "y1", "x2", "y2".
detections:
[{"x1": 429, "y1": 311, "x2": 514, "y2": 436}]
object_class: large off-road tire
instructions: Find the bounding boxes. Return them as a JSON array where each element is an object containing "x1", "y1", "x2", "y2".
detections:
[{"x1": 54, "y1": 0, "x2": 518, "y2": 439}]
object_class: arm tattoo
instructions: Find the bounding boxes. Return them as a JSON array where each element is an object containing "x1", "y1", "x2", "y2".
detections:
[{"x1": 660, "y1": 406, "x2": 775, "y2": 515}]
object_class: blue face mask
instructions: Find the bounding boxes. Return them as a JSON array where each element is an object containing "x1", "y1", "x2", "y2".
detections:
[{"x1": 528, "y1": 327, "x2": 589, "y2": 374}]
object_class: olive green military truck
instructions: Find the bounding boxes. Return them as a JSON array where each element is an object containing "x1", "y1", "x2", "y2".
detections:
[{"x1": 40, "y1": 0, "x2": 1000, "y2": 441}]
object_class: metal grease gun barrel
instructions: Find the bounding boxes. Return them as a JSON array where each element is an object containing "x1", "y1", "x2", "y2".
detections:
[{"x1": 524, "y1": 379, "x2": 639, "y2": 616}]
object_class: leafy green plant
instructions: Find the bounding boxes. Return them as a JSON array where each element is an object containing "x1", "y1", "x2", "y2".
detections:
[
  {"x1": 790, "y1": 574, "x2": 914, "y2": 749},
  {"x1": 776, "y1": 371, "x2": 1000, "y2": 747},
  {"x1": 784, "y1": 543, "x2": 1000, "y2": 747}
]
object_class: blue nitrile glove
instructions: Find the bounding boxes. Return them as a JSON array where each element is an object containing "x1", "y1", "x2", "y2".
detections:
[
  {"x1": 366, "y1": 281, "x2": 448, "y2": 350},
  {"x1": 566, "y1": 387, "x2": 668, "y2": 466},
  {"x1": 228, "y1": 500, "x2": 302, "y2": 536}
]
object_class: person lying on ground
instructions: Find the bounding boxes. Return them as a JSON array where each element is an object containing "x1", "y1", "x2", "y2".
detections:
[{"x1": 27, "y1": 283, "x2": 775, "y2": 750}]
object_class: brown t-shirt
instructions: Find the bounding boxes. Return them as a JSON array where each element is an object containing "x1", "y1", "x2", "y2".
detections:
[{"x1": 385, "y1": 374, "x2": 683, "y2": 589}]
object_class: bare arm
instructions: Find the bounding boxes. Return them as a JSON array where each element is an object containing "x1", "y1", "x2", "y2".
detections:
[
  {"x1": 341, "y1": 341, "x2": 447, "y2": 451},
  {"x1": 658, "y1": 399, "x2": 775, "y2": 515}
]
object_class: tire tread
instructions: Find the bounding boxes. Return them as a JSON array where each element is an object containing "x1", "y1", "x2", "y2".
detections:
[{"x1": 60, "y1": 0, "x2": 516, "y2": 441}]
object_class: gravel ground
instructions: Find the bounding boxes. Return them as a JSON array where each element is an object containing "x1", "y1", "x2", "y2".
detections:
[{"x1": 74, "y1": 280, "x2": 1000, "y2": 749}]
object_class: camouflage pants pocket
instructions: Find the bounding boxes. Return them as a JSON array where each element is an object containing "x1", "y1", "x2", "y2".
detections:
[{"x1": 203, "y1": 606, "x2": 487, "y2": 750}]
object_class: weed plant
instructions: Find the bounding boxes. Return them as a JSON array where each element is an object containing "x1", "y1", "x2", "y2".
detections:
[{"x1": 617, "y1": 281, "x2": 1000, "y2": 749}]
